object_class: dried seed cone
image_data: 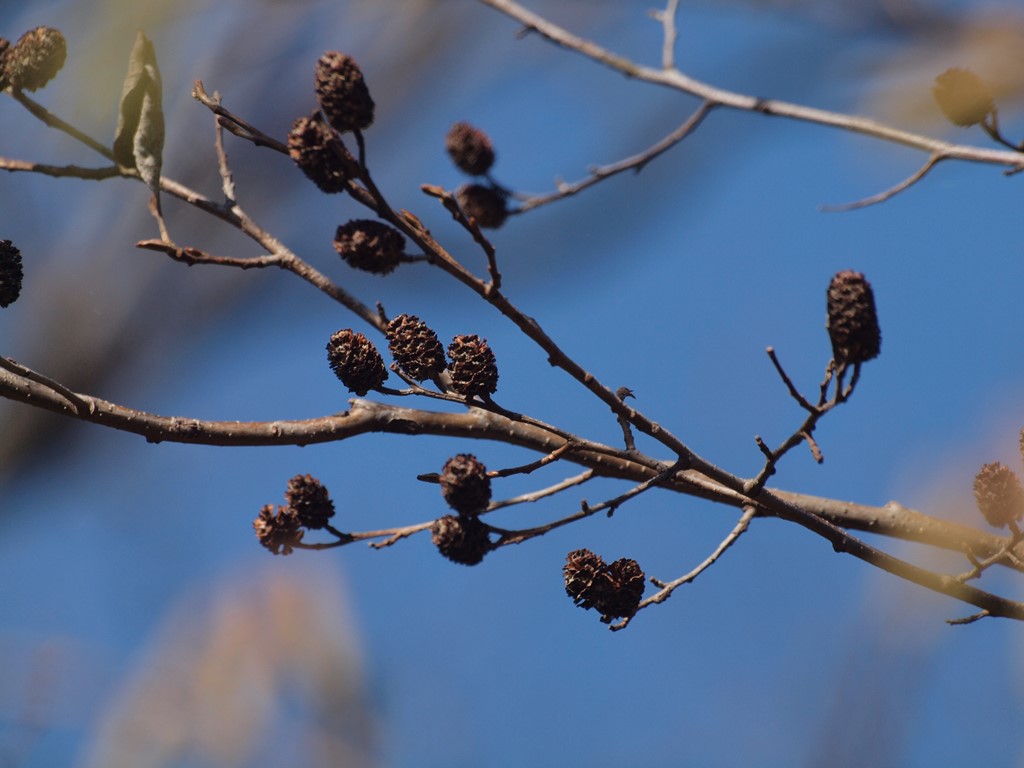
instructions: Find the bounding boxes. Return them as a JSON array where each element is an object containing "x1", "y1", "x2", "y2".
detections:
[
  {"x1": 334, "y1": 219, "x2": 405, "y2": 275},
  {"x1": 447, "y1": 334, "x2": 499, "y2": 398},
  {"x1": 285, "y1": 474, "x2": 336, "y2": 530},
  {"x1": 973, "y1": 462, "x2": 1024, "y2": 529},
  {"x1": 440, "y1": 454, "x2": 491, "y2": 515},
  {"x1": 431, "y1": 514, "x2": 491, "y2": 565},
  {"x1": 326, "y1": 329, "x2": 388, "y2": 395},
  {"x1": 253, "y1": 504, "x2": 303, "y2": 555},
  {"x1": 385, "y1": 314, "x2": 446, "y2": 381},
  {"x1": 456, "y1": 184, "x2": 508, "y2": 229},
  {"x1": 600, "y1": 558, "x2": 646, "y2": 621},
  {"x1": 0, "y1": 240, "x2": 23, "y2": 308},
  {"x1": 563, "y1": 549, "x2": 609, "y2": 611},
  {"x1": 315, "y1": 51, "x2": 374, "y2": 134},
  {"x1": 826, "y1": 271, "x2": 881, "y2": 366},
  {"x1": 446, "y1": 122, "x2": 496, "y2": 176},
  {"x1": 288, "y1": 112, "x2": 352, "y2": 193},
  {"x1": 933, "y1": 68, "x2": 994, "y2": 127},
  {"x1": 6, "y1": 27, "x2": 66, "y2": 91}
]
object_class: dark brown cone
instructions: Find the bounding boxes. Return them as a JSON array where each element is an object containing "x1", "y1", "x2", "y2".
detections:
[
  {"x1": 253, "y1": 504, "x2": 303, "y2": 555},
  {"x1": 315, "y1": 51, "x2": 374, "y2": 134},
  {"x1": 456, "y1": 184, "x2": 508, "y2": 229},
  {"x1": 563, "y1": 549, "x2": 610, "y2": 611},
  {"x1": 439, "y1": 454, "x2": 491, "y2": 515},
  {"x1": 599, "y1": 558, "x2": 646, "y2": 622},
  {"x1": 826, "y1": 271, "x2": 881, "y2": 366},
  {"x1": 385, "y1": 314, "x2": 446, "y2": 381},
  {"x1": 446, "y1": 122, "x2": 496, "y2": 176},
  {"x1": 6, "y1": 27, "x2": 66, "y2": 91},
  {"x1": 285, "y1": 474, "x2": 336, "y2": 530},
  {"x1": 933, "y1": 68, "x2": 994, "y2": 127},
  {"x1": 431, "y1": 514, "x2": 491, "y2": 565},
  {"x1": 973, "y1": 462, "x2": 1024, "y2": 529},
  {"x1": 447, "y1": 334, "x2": 498, "y2": 398},
  {"x1": 334, "y1": 219, "x2": 404, "y2": 275},
  {"x1": 326, "y1": 329, "x2": 388, "y2": 395},
  {"x1": 0, "y1": 240, "x2": 23, "y2": 308},
  {"x1": 288, "y1": 112, "x2": 352, "y2": 193}
]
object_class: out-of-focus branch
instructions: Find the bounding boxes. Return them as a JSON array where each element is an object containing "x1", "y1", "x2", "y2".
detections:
[{"x1": 478, "y1": 0, "x2": 1024, "y2": 181}]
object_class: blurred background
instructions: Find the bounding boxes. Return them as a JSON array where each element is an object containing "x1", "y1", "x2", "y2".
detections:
[{"x1": 2, "y1": 0, "x2": 1024, "y2": 765}]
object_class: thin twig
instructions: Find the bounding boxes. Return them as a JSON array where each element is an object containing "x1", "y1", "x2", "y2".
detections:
[
  {"x1": 493, "y1": 462, "x2": 681, "y2": 546},
  {"x1": 211, "y1": 94, "x2": 239, "y2": 203},
  {"x1": 822, "y1": 153, "x2": 946, "y2": 212},
  {"x1": 766, "y1": 347, "x2": 816, "y2": 413},
  {"x1": 0, "y1": 158, "x2": 121, "y2": 180},
  {"x1": 421, "y1": 184, "x2": 502, "y2": 289},
  {"x1": 486, "y1": 469, "x2": 594, "y2": 511},
  {"x1": 0, "y1": 356, "x2": 91, "y2": 416},
  {"x1": 192, "y1": 81, "x2": 290, "y2": 154},
  {"x1": 515, "y1": 101, "x2": 714, "y2": 213},
  {"x1": 489, "y1": 443, "x2": 576, "y2": 477},
  {"x1": 947, "y1": 610, "x2": 990, "y2": 626},
  {"x1": 11, "y1": 90, "x2": 117, "y2": 161},
  {"x1": 655, "y1": 0, "x2": 681, "y2": 71},
  {"x1": 612, "y1": 504, "x2": 757, "y2": 630}
]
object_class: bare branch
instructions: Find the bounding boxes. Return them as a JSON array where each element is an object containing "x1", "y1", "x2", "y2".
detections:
[
  {"x1": 515, "y1": 101, "x2": 714, "y2": 213},
  {"x1": 613, "y1": 503, "x2": 757, "y2": 629},
  {"x1": 478, "y1": 0, "x2": 1024, "y2": 174},
  {"x1": 822, "y1": 153, "x2": 947, "y2": 212}
]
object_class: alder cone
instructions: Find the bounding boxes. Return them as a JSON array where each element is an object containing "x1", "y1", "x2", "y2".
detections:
[
  {"x1": 6, "y1": 27, "x2": 66, "y2": 91},
  {"x1": 315, "y1": 51, "x2": 374, "y2": 134},
  {"x1": 563, "y1": 549, "x2": 609, "y2": 610},
  {"x1": 564, "y1": 549, "x2": 646, "y2": 622},
  {"x1": 600, "y1": 558, "x2": 646, "y2": 621},
  {"x1": 973, "y1": 462, "x2": 1024, "y2": 529},
  {"x1": 456, "y1": 184, "x2": 508, "y2": 229},
  {"x1": 334, "y1": 219, "x2": 404, "y2": 275},
  {"x1": 386, "y1": 314, "x2": 446, "y2": 381},
  {"x1": 446, "y1": 122, "x2": 495, "y2": 176},
  {"x1": 253, "y1": 504, "x2": 303, "y2": 555},
  {"x1": 447, "y1": 334, "x2": 498, "y2": 398},
  {"x1": 826, "y1": 270, "x2": 881, "y2": 366},
  {"x1": 285, "y1": 474, "x2": 336, "y2": 530},
  {"x1": 431, "y1": 514, "x2": 491, "y2": 565},
  {"x1": 933, "y1": 68, "x2": 994, "y2": 127},
  {"x1": 0, "y1": 240, "x2": 24, "y2": 308},
  {"x1": 326, "y1": 329, "x2": 388, "y2": 395},
  {"x1": 288, "y1": 112, "x2": 351, "y2": 193},
  {"x1": 440, "y1": 454, "x2": 491, "y2": 515}
]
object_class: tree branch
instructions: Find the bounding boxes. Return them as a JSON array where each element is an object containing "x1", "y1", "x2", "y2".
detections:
[{"x1": 478, "y1": 0, "x2": 1024, "y2": 173}]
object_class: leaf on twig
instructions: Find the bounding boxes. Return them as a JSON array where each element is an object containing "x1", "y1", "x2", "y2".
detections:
[{"x1": 113, "y1": 31, "x2": 164, "y2": 197}]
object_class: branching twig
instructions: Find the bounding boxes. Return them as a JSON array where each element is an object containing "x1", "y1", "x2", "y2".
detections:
[
  {"x1": 192, "y1": 80, "x2": 290, "y2": 154},
  {"x1": 477, "y1": 0, "x2": 1024, "y2": 179}
]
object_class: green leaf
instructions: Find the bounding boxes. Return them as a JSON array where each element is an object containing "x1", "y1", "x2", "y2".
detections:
[{"x1": 113, "y1": 31, "x2": 164, "y2": 197}]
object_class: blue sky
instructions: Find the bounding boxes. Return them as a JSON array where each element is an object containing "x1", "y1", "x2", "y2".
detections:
[{"x1": 2, "y1": 1, "x2": 1024, "y2": 766}]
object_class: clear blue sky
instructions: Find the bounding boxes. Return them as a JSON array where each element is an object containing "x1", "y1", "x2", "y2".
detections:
[{"x1": 2, "y1": 1, "x2": 1024, "y2": 766}]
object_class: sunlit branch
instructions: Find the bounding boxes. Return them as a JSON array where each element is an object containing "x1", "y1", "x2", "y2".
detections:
[{"x1": 478, "y1": 0, "x2": 1024, "y2": 173}]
